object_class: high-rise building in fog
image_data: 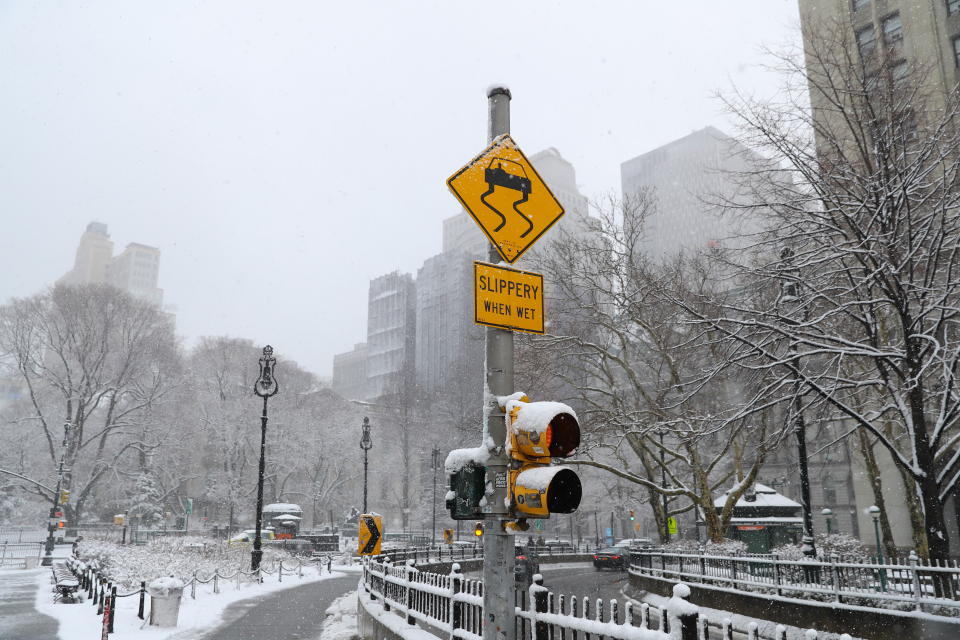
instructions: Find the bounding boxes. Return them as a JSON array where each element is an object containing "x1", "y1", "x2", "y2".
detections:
[
  {"x1": 108, "y1": 243, "x2": 163, "y2": 306},
  {"x1": 331, "y1": 342, "x2": 368, "y2": 401},
  {"x1": 620, "y1": 126, "x2": 765, "y2": 260},
  {"x1": 365, "y1": 271, "x2": 416, "y2": 401},
  {"x1": 60, "y1": 222, "x2": 114, "y2": 285},
  {"x1": 414, "y1": 250, "x2": 483, "y2": 397},
  {"x1": 59, "y1": 222, "x2": 164, "y2": 306}
]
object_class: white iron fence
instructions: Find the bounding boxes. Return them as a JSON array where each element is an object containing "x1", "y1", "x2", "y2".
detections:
[
  {"x1": 630, "y1": 549, "x2": 960, "y2": 615},
  {"x1": 360, "y1": 557, "x2": 851, "y2": 640}
]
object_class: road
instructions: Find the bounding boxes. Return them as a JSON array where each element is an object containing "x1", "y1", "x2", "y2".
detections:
[
  {"x1": 199, "y1": 573, "x2": 357, "y2": 640},
  {"x1": 538, "y1": 564, "x2": 628, "y2": 606}
]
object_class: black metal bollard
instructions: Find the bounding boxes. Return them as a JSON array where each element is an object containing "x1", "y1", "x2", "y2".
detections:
[
  {"x1": 97, "y1": 580, "x2": 105, "y2": 615},
  {"x1": 532, "y1": 574, "x2": 548, "y2": 640},
  {"x1": 109, "y1": 586, "x2": 117, "y2": 633},
  {"x1": 138, "y1": 581, "x2": 145, "y2": 620}
]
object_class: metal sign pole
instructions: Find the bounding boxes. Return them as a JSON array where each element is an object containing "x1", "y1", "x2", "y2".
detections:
[{"x1": 482, "y1": 85, "x2": 515, "y2": 640}]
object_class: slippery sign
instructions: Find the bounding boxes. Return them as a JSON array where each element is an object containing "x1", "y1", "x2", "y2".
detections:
[
  {"x1": 474, "y1": 262, "x2": 544, "y2": 334},
  {"x1": 358, "y1": 514, "x2": 383, "y2": 555},
  {"x1": 448, "y1": 134, "x2": 564, "y2": 264}
]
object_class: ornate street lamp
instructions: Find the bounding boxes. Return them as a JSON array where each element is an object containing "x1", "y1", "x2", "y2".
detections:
[
  {"x1": 42, "y1": 420, "x2": 72, "y2": 567},
  {"x1": 360, "y1": 417, "x2": 373, "y2": 513},
  {"x1": 778, "y1": 246, "x2": 817, "y2": 560},
  {"x1": 822, "y1": 508, "x2": 834, "y2": 535},
  {"x1": 251, "y1": 345, "x2": 279, "y2": 572},
  {"x1": 431, "y1": 446, "x2": 441, "y2": 545},
  {"x1": 868, "y1": 505, "x2": 887, "y2": 590}
]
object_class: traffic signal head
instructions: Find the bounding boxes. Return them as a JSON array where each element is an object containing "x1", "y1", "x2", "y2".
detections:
[
  {"x1": 505, "y1": 399, "x2": 580, "y2": 462},
  {"x1": 474, "y1": 521, "x2": 484, "y2": 537},
  {"x1": 629, "y1": 510, "x2": 636, "y2": 521},
  {"x1": 59, "y1": 489, "x2": 70, "y2": 505},
  {"x1": 511, "y1": 466, "x2": 582, "y2": 517}
]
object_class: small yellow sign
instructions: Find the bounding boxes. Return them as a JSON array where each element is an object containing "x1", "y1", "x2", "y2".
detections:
[
  {"x1": 448, "y1": 135, "x2": 564, "y2": 264},
  {"x1": 474, "y1": 262, "x2": 544, "y2": 334},
  {"x1": 443, "y1": 528, "x2": 454, "y2": 545},
  {"x1": 358, "y1": 514, "x2": 383, "y2": 556},
  {"x1": 667, "y1": 517, "x2": 678, "y2": 535}
]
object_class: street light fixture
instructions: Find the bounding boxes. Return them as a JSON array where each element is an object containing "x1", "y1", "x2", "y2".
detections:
[
  {"x1": 868, "y1": 505, "x2": 887, "y2": 590},
  {"x1": 822, "y1": 507, "x2": 833, "y2": 535},
  {"x1": 431, "y1": 446, "x2": 441, "y2": 545},
  {"x1": 251, "y1": 345, "x2": 279, "y2": 572},
  {"x1": 778, "y1": 246, "x2": 817, "y2": 559},
  {"x1": 42, "y1": 420, "x2": 72, "y2": 567},
  {"x1": 360, "y1": 417, "x2": 373, "y2": 513}
]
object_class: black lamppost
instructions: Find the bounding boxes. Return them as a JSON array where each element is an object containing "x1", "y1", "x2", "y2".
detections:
[
  {"x1": 42, "y1": 420, "x2": 72, "y2": 567},
  {"x1": 360, "y1": 417, "x2": 372, "y2": 513},
  {"x1": 431, "y1": 446, "x2": 441, "y2": 545},
  {"x1": 778, "y1": 247, "x2": 817, "y2": 560},
  {"x1": 251, "y1": 345, "x2": 279, "y2": 572}
]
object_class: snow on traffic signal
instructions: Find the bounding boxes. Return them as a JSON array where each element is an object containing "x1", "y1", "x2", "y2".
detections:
[{"x1": 503, "y1": 394, "x2": 582, "y2": 518}]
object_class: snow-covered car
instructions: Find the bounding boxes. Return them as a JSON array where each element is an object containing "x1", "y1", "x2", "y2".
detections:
[{"x1": 227, "y1": 529, "x2": 276, "y2": 547}]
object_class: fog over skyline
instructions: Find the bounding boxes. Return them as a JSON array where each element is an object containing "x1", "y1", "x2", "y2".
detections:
[{"x1": 1, "y1": 1, "x2": 802, "y2": 376}]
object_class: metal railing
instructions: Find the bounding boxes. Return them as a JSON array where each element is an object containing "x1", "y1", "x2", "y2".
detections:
[
  {"x1": 630, "y1": 549, "x2": 960, "y2": 615},
  {"x1": 0, "y1": 526, "x2": 46, "y2": 543},
  {"x1": 360, "y1": 557, "x2": 851, "y2": 640},
  {"x1": 0, "y1": 541, "x2": 43, "y2": 568},
  {"x1": 380, "y1": 543, "x2": 596, "y2": 565}
]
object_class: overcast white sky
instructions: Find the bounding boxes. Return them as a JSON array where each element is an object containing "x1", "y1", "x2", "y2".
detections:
[{"x1": 0, "y1": 1, "x2": 802, "y2": 376}]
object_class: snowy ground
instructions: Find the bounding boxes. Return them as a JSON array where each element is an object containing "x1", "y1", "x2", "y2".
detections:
[
  {"x1": 35, "y1": 564, "x2": 360, "y2": 640},
  {"x1": 320, "y1": 590, "x2": 359, "y2": 640}
]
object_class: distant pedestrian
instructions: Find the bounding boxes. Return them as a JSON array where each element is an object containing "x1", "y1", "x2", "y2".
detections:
[{"x1": 327, "y1": 555, "x2": 332, "y2": 574}]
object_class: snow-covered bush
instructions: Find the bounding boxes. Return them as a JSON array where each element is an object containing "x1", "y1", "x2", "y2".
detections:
[
  {"x1": 661, "y1": 538, "x2": 748, "y2": 556},
  {"x1": 771, "y1": 533, "x2": 869, "y2": 561},
  {"x1": 75, "y1": 535, "x2": 304, "y2": 590}
]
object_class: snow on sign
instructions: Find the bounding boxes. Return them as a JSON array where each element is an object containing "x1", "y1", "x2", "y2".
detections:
[
  {"x1": 474, "y1": 261, "x2": 544, "y2": 334},
  {"x1": 447, "y1": 134, "x2": 564, "y2": 264}
]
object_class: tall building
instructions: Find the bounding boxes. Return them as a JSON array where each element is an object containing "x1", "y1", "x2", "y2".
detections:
[
  {"x1": 58, "y1": 222, "x2": 164, "y2": 306},
  {"x1": 414, "y1": 250, "x2": 483, "y2": 398},
  {"x1": 331, "y1": 342, "x2": 368, "y2": 401},
  {"x1": 620, "y1": 126, "x2": 765, "y2": 260},
  {"x1": 60, "y1": 222, "x2": 114, "y2": 285},
  {"x1": 799, "y1": 1, "x2": 959, "y2": 105},
  {"x1": 365, "y1": 271, "x2": 416, "y2": 401},
  {"x1": 108, "y1": 243, "x2": 163, "y2": 306}
]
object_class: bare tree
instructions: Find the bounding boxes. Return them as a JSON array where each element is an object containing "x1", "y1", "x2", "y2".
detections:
[
  {"x1": 0, "y1": 284, "x2": 180, "y2": 526},
  {"x1": 689, "y1": 17, "x2": 960, "y2": 561},
  {"x1": 531, "y1": 194, "x2": 790, "y2": 543}
]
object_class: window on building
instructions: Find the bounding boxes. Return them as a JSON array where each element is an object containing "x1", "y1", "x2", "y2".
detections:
[
  {"x1": 857, "y1": 25, "x2": 877, "y2": 58},
  {"x1": 852, "y1": 0, "x2": 870, "y2": 10},
  {"x1": 891, "y1": 60, "x2": 910, "y2": 89},
  {"x1": 883, "y1": 13, "x2": 903, "y2": 47},
  {"x1": 949, "y1": 0, "x2": 960, "y2": 17}
]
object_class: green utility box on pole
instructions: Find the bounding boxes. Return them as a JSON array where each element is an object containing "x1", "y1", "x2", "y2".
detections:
[{"x1": 446, "y1": 463, "x2": 486, "y2": 520}]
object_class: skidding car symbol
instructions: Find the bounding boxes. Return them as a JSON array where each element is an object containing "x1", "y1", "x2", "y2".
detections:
[{"x1": 482, "y1": 158, "x2": 534, "y2": 238}]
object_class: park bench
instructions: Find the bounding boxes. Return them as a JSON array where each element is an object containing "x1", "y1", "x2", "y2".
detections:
[{"x1": 51, "y1": 562, "x2": 80, "y2": 603}]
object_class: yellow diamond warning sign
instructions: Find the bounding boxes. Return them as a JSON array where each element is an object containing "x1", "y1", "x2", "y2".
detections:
[
  {"x1": 448, "y1": 135, "x2": 564, "y2": 264},
  {"x1": 474, "y1": 262, "x2": 544, "y2": 334}
]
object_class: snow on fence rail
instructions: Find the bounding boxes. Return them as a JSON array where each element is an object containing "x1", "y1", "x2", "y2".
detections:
[
  {"x1": 360, "y1": 557, "x2": 850, "y2": 640},
  {"x1": 630, "y1": 549, "x2": 960, "y2": 615}
]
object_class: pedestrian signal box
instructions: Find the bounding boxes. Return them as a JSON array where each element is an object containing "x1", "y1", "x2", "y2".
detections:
[{"x1": 445, "y1": 460, "x2": 486, "y2": 521}]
